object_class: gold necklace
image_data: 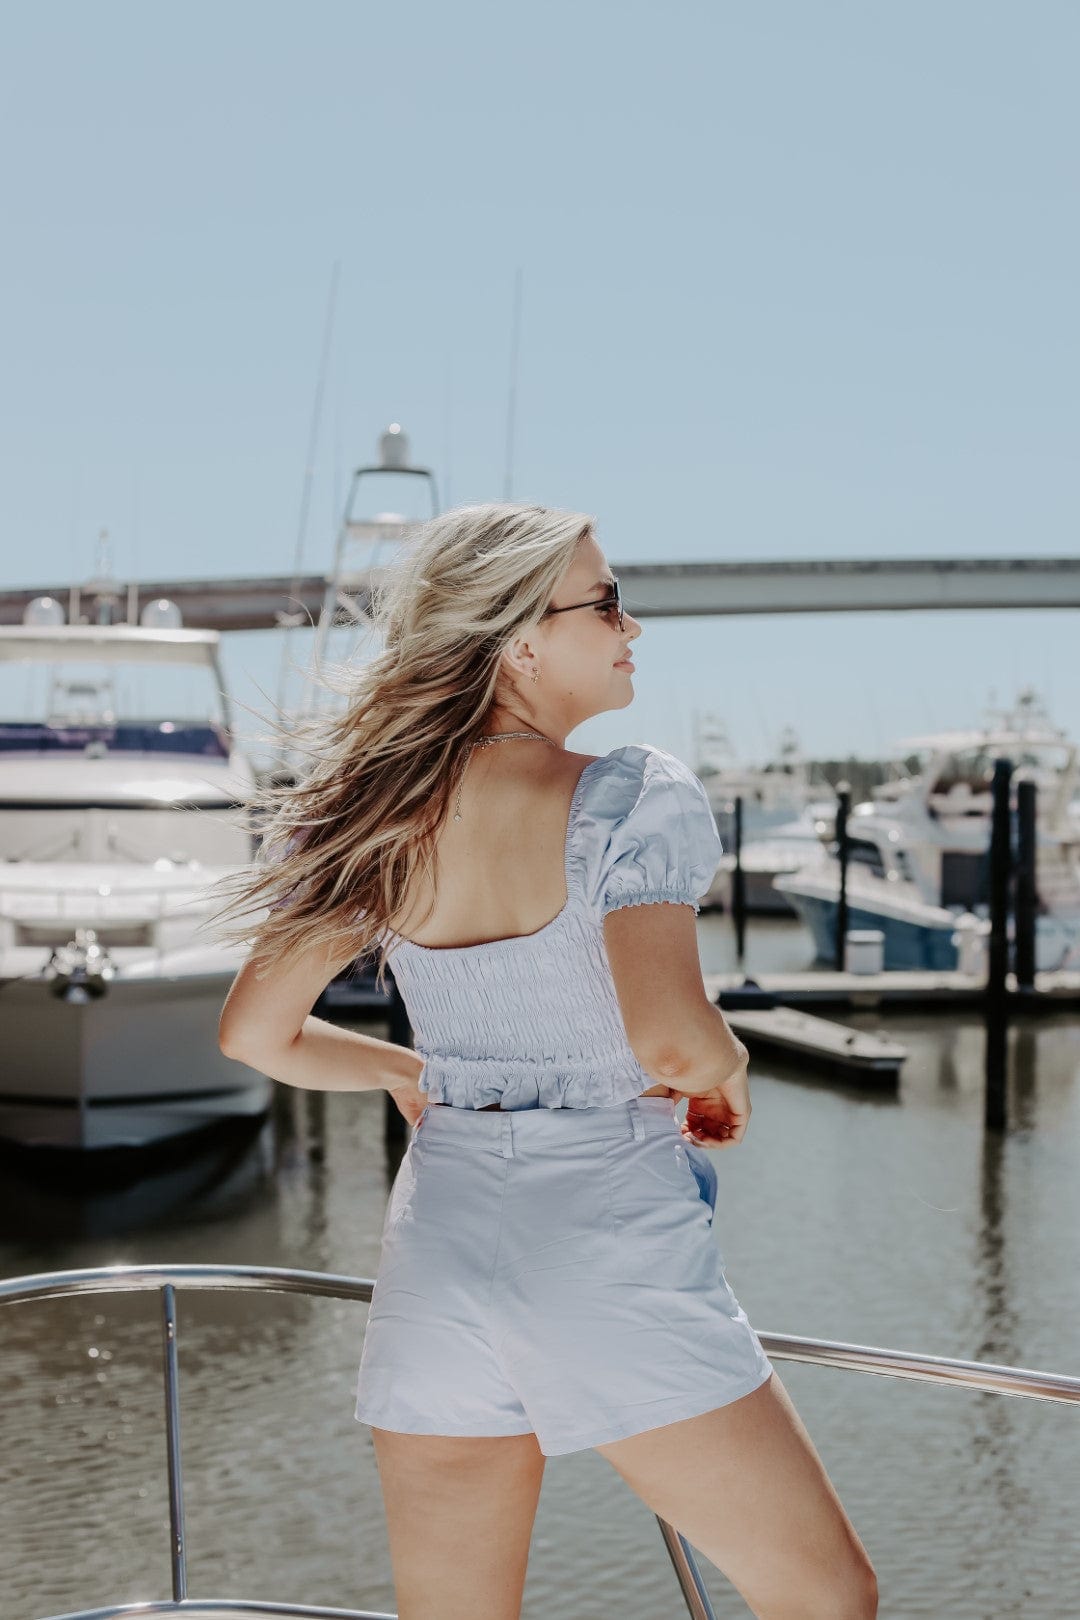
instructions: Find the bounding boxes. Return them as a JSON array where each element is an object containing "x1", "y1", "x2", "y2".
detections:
[{"x1": 453, "y1": 730, "x2": 558, "y2": 821}]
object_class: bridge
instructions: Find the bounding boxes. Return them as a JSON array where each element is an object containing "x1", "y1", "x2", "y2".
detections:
[{"x1": 0, "y1": 555, "x2": 1077, "y2": 632}]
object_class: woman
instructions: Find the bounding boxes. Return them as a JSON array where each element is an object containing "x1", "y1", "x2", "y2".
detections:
[{"x1": 218, "y1": 504, "x2": 878, "y2": 1620}]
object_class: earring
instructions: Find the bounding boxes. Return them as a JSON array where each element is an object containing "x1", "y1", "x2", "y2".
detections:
[{"x1": 531, "y1": 667, "x2": 540, "y2": 683}]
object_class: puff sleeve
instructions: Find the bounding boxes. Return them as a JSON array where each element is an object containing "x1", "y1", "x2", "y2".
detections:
[{"x1": 581, "y1": 744, "x2": 723, "y2": 921}]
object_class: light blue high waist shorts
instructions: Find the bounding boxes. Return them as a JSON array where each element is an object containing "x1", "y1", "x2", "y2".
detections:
[{"x1": 354, "y1": 1094, "x2": 774, "y2": 1457}]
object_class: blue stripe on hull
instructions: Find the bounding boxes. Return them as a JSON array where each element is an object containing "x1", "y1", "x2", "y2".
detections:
[{"x1": 788, "y1": 893, "x2": 959, "y2": 971}]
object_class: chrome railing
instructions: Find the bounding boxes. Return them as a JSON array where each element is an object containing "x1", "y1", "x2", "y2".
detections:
[
  {"x1": 2, "y1": 1263, "x2": 1078, "y2": 1620},
  {"x1": 0, "y1": 880, "x2": 219, "y2": 922}
]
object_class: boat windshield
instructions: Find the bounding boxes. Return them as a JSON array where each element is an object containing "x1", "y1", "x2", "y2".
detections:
[
  {"x1": 0, "y1": 654, "x2": 229, "y2": 746},
  {"x1": 0, "y1": 721, "x2": 229, "y2": 758}
]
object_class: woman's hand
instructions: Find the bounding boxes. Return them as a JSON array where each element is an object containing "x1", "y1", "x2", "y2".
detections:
[
  {"x1": 387, "y1": 1076, "x2": 428, "y2": 1129},
  {"x1": 672, "y1": 1056, "x2": 751, "y2": 1150}
]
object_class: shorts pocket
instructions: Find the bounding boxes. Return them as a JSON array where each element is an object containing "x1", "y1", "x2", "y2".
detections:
[
  {"x1": 644, "y1": 1132, "x2": 706, "y2": 1199},
  {"x1": 604, "y1": 1129, "x2": 709, "y2": 1243}
]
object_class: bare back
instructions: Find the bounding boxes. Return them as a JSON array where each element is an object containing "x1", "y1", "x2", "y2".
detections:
[{"x1": 386, "y1": 747, "x2": 601, "y2": 951}]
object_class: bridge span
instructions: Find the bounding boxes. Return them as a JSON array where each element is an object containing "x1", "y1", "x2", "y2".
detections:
[{"x1": 0, "y1": 555, "x2": 1076, "y2": 633}]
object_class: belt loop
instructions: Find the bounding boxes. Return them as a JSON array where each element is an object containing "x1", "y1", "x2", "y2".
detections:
[
  {"x1": 500, "y1": 1111, "x2": 515, "y2": 1158},
  {"x1": 629, "y1": 1096, "x2": 646, "y2": 1141}
]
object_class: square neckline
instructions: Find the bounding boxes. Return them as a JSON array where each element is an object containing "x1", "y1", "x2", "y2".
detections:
[{"x1": 389, "y1": 753, "x2": 608, "y2": 956}]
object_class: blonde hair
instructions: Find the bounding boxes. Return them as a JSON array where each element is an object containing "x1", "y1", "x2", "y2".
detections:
[{"x1": 211, "y1": 501, "x2": 594, "y2": 989}]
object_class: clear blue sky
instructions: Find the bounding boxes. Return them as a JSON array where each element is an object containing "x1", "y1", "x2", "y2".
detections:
[{"x1": 2, "y1": 1, "x2": 1076, "y2": 767}]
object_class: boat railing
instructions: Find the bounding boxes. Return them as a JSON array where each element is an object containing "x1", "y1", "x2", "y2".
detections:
[
  {"x1": 2, "y1": 1262, "x2": 1077, "y2": 1620},
  {"x1": 0, "y1": 881, "x2": 215, "y2": 921},
  {"x1": 0, "y1": 878, "x2": 227, "y2": 969}
]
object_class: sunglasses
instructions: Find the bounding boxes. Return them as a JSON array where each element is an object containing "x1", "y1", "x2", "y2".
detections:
[{"x1": 541, "y1": 576, "x2": 624, "y2": 633}]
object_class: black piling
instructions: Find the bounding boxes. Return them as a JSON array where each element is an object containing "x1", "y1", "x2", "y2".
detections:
[
  {"x1": 1013, "y1": 779, "x2": 1038, "y2": 993},
  {"x1": 833, "y1": 781, "x2": 851, "y2": 971},
  {"x1": 384, "y1": 971, "x2": 412, "y2": 1146},
  {"x1": 985, "y1": 758, "x2": 1012, "y2": 1131},
  {"x1": 731, "y1": 794, "x2": 747, "y2": 964}
]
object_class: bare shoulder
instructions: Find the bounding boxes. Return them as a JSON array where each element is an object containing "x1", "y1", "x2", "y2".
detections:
[
  {"x1": 498, "y1": 747, "x2": 605, "y2": 799},
  {"x1": 460, "y1": 749, "x2": 606, "y2": 850},
  {"x1": 560, "y1": 747, "x2": 605, "y2": 780}
]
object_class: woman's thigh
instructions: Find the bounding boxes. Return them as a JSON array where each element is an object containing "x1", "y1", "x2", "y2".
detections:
[
  {"x1": 594, "y1": 1372, "x2": 878, "y2": 1620},
  {"x1": 371, "y1": 1427, "x2": 546, "y2": 1620}
]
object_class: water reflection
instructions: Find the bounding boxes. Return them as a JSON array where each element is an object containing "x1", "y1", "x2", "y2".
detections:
[{"x1": 0, "y1": 1115, "x2": 275, "y2": 1243}]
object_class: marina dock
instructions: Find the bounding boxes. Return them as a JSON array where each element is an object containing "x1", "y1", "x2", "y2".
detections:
[{"x1": 705, "y1": 967, "x2": 1080, "y2": 1010}]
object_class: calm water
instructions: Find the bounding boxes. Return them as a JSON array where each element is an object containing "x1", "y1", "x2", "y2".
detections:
[{"x1": 1, "y1": 915, "x2": 1077, "y2": 1619}]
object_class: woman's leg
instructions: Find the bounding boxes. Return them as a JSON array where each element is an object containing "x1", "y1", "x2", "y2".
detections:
[
  {"x1": 594, "y1": 1371, "x2": 878, "y2": 1620},
  {"x1": 371, "y1": 1427, "x2": 546, "y2": 1620}
]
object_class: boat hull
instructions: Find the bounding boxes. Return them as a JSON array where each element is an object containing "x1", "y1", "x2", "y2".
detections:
[
  {"x1": 777, "y1": 881, "x2": 1075, "y2": 973},
  {"x1": 780, "y1": 887, "x2": 962, "y2": 970},
  {"x1": 0, "y1": 969, "x2": 270, "y2": 1151},
  {"x1": 704, "y1": 865, "x2": 800, "y2": 916}
]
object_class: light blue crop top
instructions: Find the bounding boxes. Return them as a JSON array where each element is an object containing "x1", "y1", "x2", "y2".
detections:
[{"x1": 381, "y1": 742, "x2": 723, "y2": 1111}]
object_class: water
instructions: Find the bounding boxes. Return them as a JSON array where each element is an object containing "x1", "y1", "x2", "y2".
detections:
[{"x1": 0, "y1": 915, "x2": 1077, "y2": 1618}]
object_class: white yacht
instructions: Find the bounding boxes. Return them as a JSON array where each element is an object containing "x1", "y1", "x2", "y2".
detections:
[
  {"x1": 703, "y1": 804, "x2": 836, "y2": 915},
  {"x1": 693, "y1": 719, "x2": 832, "y2": 913},
  {"x1": 0, "y1": 601, "x2": 270, "y2": 1153},
  {"x1": 694, "y1": 720, "x2": 818, "y2": 832},
  {"x1": 772, "y1": 690, "x2": 1080, "y2": 971}
]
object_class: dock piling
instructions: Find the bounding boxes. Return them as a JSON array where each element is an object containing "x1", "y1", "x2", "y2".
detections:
[
  {"x1": 985, "y1": 758, "x2": 1012, "y2": 1130},
  {"x1": 1013, "y1": 779, "x2": 1037, "y2": 992},
  {"x1": 833, "y1": 781, "x2": 851, "y2": 971},
  {"x1": 731, "y1": 794, "x2": 746, "y2": 964}
]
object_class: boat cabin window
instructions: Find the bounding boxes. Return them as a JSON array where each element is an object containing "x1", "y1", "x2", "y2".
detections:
[
  {"x1": 844, "y1": 837, "x2": 886, "y2": 879},
  {"x1": 892, "y1": 847, "x2": 914, "y2": 882},
  {"x1": 940, "y1": 850, "x2": 988, "y2": 909}
]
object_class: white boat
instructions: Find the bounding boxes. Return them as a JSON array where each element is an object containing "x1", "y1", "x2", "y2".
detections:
[
  {"x1": 694, "y1": 720, "x2": 820, "y2": 835},
  {"x1": 772, "y1": 690, "x2": 1080, "y2": 971},
  {"x1": 0, "y1": 606, "x2": 270, "y2": 1153},
  {"x1": 693, "y1": 719, "x2": 833, "y2": 913},
  {"x1": 701, "y1": 804, "x2": 836, "y2": 915}
]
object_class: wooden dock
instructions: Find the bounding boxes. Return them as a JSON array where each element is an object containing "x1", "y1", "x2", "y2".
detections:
[
  {"x1": 319, "y1": 965, "x2": 1080, "y2": 1020},
  {"x1": 705, "y1": 968, "x2": 1080, "y2": 1011}
]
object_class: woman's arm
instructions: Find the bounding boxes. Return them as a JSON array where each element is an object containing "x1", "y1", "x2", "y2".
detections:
[
  {"x1": 224, "y1": 1014, "x2": 425, "y2": 1095},
  {"x1": 602, "y1": 901, "x2": 748, "y2": 1093},
  {"x1": 219, "y1": 934, "x2": 424, "y2": 1097}
]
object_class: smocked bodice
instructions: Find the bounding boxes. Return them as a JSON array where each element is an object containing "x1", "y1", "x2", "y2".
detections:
[{"x1": 381, "y1": 742, "x2": 723, "y2": 1110}]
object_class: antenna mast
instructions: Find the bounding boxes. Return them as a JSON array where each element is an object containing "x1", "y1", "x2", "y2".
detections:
[{"x1": 502, "y1": 267, "x2": 524, "y2": 501}]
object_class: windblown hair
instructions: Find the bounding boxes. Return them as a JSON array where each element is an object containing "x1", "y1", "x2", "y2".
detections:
[{"x1": 210, "y1": 502, "x2": 594, "y2": 990}]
